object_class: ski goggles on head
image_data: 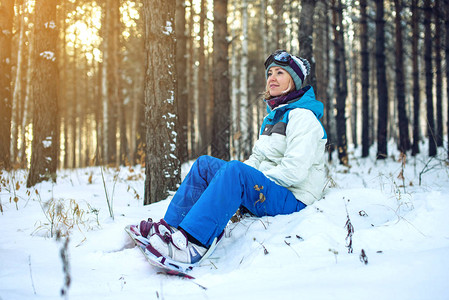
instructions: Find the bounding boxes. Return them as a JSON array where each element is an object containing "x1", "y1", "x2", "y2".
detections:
[{"x1": 264, "y1": 50, "x2": 305, "y2": 81}]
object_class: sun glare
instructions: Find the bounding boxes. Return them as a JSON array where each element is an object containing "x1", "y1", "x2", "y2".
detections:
[{"x1": 63, "y1": 1, "x2": 141, "y2": 63}]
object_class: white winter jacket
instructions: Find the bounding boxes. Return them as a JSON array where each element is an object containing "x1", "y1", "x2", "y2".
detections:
[{"x1": 244, "y1": 86, "x2": 327, "y2": 206}]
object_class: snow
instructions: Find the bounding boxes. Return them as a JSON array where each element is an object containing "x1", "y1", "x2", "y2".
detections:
[
  {"x1": 42, "y1": 137, "x2": 52, "y2": 148},
  {"x1": 39, "y1": 51, "x2": 56, "y2": 62},
  {"x1": 1, "y1": 142, "x2": 449, "y2": 300},
  {"x1": 163, "y1": 21, "x2": 173, "y2": 35},
  {"x1": 44, "y1": 21, "x2": 56, "y2": 29}
]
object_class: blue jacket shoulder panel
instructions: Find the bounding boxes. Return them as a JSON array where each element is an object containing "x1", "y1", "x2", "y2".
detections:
[{"x1": 260, "y1": 86, "x2": 327, "y2": 139}]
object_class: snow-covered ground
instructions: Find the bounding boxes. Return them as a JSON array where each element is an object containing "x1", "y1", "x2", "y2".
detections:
[{"x1": 1, "y1": 144, "x2": 449, "y2": 300}]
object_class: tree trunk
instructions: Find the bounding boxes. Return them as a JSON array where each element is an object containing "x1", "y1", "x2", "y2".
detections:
[
  {"x1": 411, "y1": 0, "x2": 420, "y2": 156},
  {"x1": 27, "y1": 0, "x2": 59, "y2": 186},
  {"x1": 351, "y1": 50, "x2": 358, "y2": 149},
  {"x1": 60, "y1": 0, "x2": 69, "y2": 168},
  {"x1": 117, "y1": 16, "x2": 129, "y2": 167},
  {"x1": 72, "y1": 7, "x2": 78, "y2": 168},
  {"x1": 273, "y1": 0, "x2": 284, "y2": 49},
  {"x1": 434, "y1": 0, "x2": 443, "y2": 147},
  {"x1": 143, "y1": 0, "x2": 181, "y2": 204},
  {"x1": 424, "y1": 0, "x2": 437, "y2": 156},
  {"x1": 332, "y1": 0, "x2": 348, "y2": 165},
  {"x1": 11, "y1": 4, "x2": 26, "y2": 165},
  {"x1": 240, "y1": 0, "x2": 250, "y2": 159},
  {"x1": 0, "y1": 0, "x2": 14, "y2": 170},
  {"x1": 101, "y1": 2, "x2": 109, "y2": 164},
  {"x1": 114, "y1": 2, "x2": 128, "y2": 166},
  {"x1": 211, "y1": 0, "x2": 230, "y2": 160},
  {"x1": 445, "y1": 0, "x2": 449, "y2": 160},
  {"x1": 20, "y1": 7, "x2": 33, "y2": 168},
  {"x1": 375, "y1": 0, "x2": 389, "y2": 159},
  {"x1": 176, "y1": 0, "x2": 189, "y2": 164},
  {"x1": 321, "y1": 1, "x2": 335, "y2": 160},
  {"x1": 298, "y1": 0, "x2": 316, "y2": 89},
  {"x1": 188, "y1": 2, "x2": 196, "y2": 158},
  {"x1": 314, "y1": 0, "x2": 325, "y2": 102},
  {"x1": 394, "y1": 0, "x2": 410, "y2": 153},
  {"x1": 197, "y1": 0, "x2": 208, "y2": 156},
  {"x1": 230, "y1": 0, "x2": 240, "y2": 160},
  {"x1": 360, "y1": 0, "x2": 370, "y2": 157},
  {"x1": 107, "y1": 0, "x2": 119, "y2": 165}
]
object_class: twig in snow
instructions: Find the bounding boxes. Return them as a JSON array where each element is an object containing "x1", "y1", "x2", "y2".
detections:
[
  {"x1": 284, "y1": 240, "x2": 300, "y2": 259},
  {"x1": 28, "y1": 255, "x2": 36, "y2": 295},
  {"x1": 100, "y1": 167, "x2": 114, "y2": 220},
  {"x1": 254, "y1": 238, "x2": 269, "y2": 255},
  {"x1": 258, "y1": 219, "x2": 267, "y2": 230},
  {"x1": 56, "y1": 231, "x2": 71, "y2": 300},
  {"x1": 359, "y1": 249, "x2": 368, "y2": 265},
  {"x1": 344, "y1": 199, "x2": 354, "y2": 254},
  {"x1": 209, "y1": 261, "x2": 217, "y2": 269},
  {"x1": 418, "y1": 156, "x2": 436, "y2": 186}
]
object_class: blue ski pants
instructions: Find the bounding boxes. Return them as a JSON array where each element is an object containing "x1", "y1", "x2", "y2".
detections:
[{"x1": 164, "y1": 155, "x2": 306, "y2": 247}]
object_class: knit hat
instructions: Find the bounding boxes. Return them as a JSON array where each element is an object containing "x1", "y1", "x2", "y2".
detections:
[{"x1": 264, "y1": 50, "x2": 311, "y2": 90}]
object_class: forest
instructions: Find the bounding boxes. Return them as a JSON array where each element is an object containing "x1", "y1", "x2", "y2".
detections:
[{"x1": 0, "y1": 0, "x2": 448, "y2": 204}]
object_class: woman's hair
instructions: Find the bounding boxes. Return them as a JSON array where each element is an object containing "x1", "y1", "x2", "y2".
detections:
[{"x1": 262, "y1": 75, "x2": 295, "y2": 100}]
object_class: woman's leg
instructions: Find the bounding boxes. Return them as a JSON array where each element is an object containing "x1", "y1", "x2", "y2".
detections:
[
  {"x1": 179, "y1": 161, "x2": 306, "y2": 247},
  {"x1": 163, "y1": 155, "x2": 226, "y2": 227}
]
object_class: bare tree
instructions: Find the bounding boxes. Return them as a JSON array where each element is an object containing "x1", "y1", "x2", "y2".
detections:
[
  {"x1": 27, "y1": 0, "x2": 59, "y2": 186},
  {"x1": 0, "y1": 0, "x2": 14, "y2": 170},
  {"x1": 143, "y1": 0, "x2": 181, "y2": 204}
]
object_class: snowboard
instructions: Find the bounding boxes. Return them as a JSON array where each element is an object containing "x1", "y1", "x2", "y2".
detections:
[
  {"x1": 125, "y1": 223, "x2": 221, "y2": 289},
  {"x1": 124, "y1": 225, "x2": 196, "y2": 279}
]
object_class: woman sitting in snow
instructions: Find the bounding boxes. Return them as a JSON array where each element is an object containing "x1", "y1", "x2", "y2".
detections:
[{"x1": 134, "y1": 49, "x2": 327, "y2": 270}]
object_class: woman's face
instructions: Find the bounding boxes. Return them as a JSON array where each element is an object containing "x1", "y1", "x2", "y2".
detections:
[{"x1": 266, "y1": 66, "x2": 294, "y2": 97}]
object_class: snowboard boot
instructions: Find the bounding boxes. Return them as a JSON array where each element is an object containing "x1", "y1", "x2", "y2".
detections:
[{"x1": 146, "y1": 229, "x2": 208, "y2": 265}]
